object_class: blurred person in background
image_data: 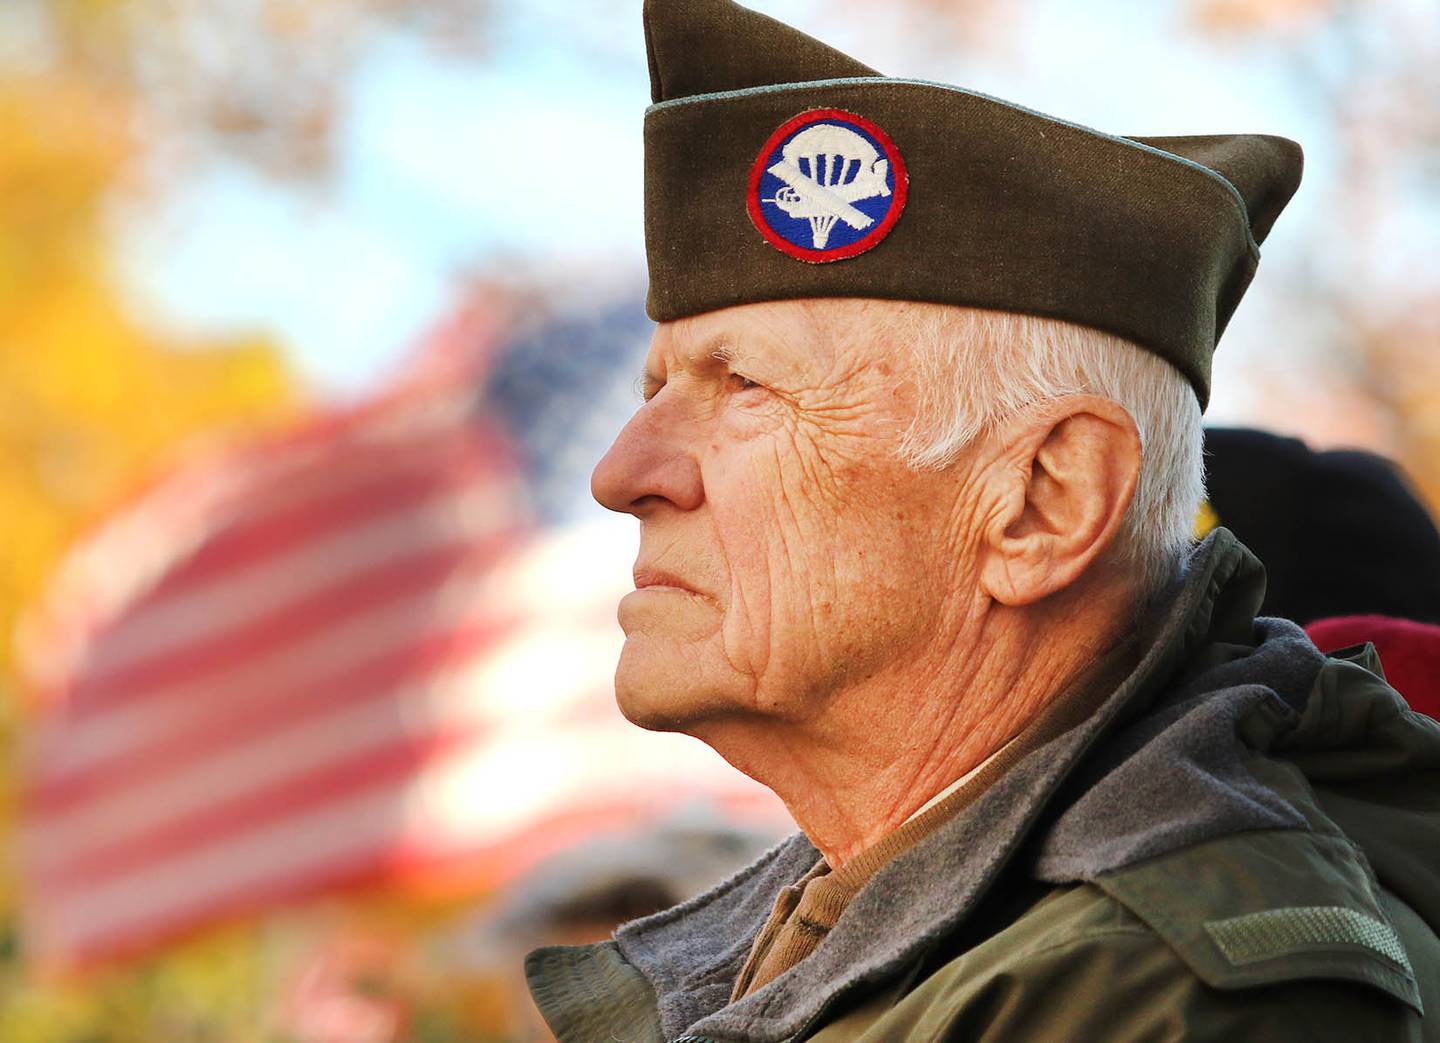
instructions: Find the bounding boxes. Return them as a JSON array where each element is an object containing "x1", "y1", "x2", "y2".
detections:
[
  {"x1": 523, "y1": 1, "x2": 1440, "y2": 1040},
  {"x1": 486, "y1": 813, "x2": 779, "y2": 1041},
  {"x1": 1201, "y1": 426, "x2": 1440, "y2": 627},
  {"x1": 1201, "y1": 425, "x2": 1440, "y2": 720}
]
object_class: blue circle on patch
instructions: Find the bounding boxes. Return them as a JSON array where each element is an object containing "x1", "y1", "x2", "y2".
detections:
[{"x1": 746, "y1": 108, "x2": 909, "y2": 264}]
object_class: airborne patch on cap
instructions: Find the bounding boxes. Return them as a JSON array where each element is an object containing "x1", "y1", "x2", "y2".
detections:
[{"x1": 746, "y1": 108, "x2": 908, "y2": 264}]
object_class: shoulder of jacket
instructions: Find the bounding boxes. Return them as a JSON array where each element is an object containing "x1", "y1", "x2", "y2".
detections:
[
  {"x1": 1091, "y1": 827, "x2": 1423, "y2": 1016},
  {"x1": 808, "y1": 883, "x2": 1422, "y2": 1043}
]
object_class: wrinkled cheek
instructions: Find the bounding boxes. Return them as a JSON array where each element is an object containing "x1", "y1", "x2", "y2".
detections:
[
  {"x1": 718, "y1": 516, "x2": 830, "y2": 696},
  {"x1": 704, "y1": 441, "x2": 838, "y2": 696},
  {"x1": 718, "y1": 541, "x2": 775, "y2": 686}
]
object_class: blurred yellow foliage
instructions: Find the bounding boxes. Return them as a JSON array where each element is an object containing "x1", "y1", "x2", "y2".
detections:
[
  {"x1": 0, "y1": 76, "x2": 299, "y2": 691},
  {"x1": 0, "y1": 67, "x2": 301, "y2": 1041},
  {"x1": 0, "y1": 920, "x2": 271, "y2": 1043}
]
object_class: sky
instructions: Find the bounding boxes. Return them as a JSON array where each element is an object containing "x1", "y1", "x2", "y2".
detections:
[
  {"x1": 112, "y1": 0, "x2": 649, "y2": 399},
  {"x1": 106, "y1": 0, "x2": 1341, "y2": 405}
]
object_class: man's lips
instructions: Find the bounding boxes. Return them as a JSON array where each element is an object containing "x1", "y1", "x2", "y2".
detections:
[{"x1": 632, "y1": 568, "x2": 704, "y2": 596}]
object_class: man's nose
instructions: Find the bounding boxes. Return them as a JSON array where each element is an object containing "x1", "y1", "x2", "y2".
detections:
[{"x1": 591, "y1": 399, "x2": 704, "y2": 515}]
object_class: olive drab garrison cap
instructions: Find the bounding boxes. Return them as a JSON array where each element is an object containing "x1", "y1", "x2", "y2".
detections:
[{"x1": 641, "y1": 0, "x2": 1305, "y2": 409}]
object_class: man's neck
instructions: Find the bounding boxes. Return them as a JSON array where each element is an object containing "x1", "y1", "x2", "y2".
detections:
[{"x1": 695, "y1": 585, "x2": 1134, "y2": 869}]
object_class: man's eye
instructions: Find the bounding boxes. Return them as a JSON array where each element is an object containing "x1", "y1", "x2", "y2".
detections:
[{"x1": 729, "y1": 374, "x2": 761, "y2": 393}]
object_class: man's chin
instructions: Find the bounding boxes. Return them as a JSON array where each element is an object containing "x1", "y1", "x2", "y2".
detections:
[
  {"x1": 614, "y1": 687, "x2": 690, "y2": 732},
  {"x1": 612, "y1": 641, "x2": 732, "y2": 733},
  {"x1": 613, "y1": 668, "x2": 703, "y2": 732}
]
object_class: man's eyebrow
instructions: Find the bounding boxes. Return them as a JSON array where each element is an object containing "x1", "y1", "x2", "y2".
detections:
[
  {"x1": 638, "y1": 336, "x2": 759, "y2": 396},
  {"x1": 707, "y1": 338, "x2": 769, "y2": 370},
  {"x1": 677, "y1": 333, "x2": 737, "y2": 368},
  {"x1": 709, "y1": 342, "x2": 739, "y2": 365}
]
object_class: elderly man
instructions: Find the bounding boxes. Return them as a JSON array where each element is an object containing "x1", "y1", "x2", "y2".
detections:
[{"x1": 526, "y1": 1, "x2": 1440, "y2": 1040}]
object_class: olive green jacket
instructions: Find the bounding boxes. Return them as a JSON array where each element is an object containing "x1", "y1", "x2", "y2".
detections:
[{"x1": 527, "y1": 530, "x2": 1440, "y2": 1041}]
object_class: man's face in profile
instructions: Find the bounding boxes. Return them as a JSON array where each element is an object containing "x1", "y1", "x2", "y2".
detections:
[{"x1": 591, "y1": 298, "x2": 976, "y2": 737}]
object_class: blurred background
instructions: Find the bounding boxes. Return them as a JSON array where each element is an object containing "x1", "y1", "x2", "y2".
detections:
[{"x1": 0, "y1": 0, "x2": 1436, "y2": 1039}]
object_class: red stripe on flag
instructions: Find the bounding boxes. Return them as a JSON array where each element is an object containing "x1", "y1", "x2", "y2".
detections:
[
  {"x1": 24, "y1": 614, "x2": 518, "y2": 817},
  {"x1": 61, "y1": 532, "x2": 520, "y2": 716},
  {"x1": 36, "y1": 719, "x2": 491, "y2": 892},
  {"x1": 136, "y1": 444, "x2": 493, "y2": 601}
]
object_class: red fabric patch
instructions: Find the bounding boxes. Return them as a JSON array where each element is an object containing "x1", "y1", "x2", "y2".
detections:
[{"x1": 1307, "y1": 614, "x2": 1440, "y2": 719}]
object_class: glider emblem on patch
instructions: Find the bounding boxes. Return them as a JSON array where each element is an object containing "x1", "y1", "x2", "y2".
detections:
[{"x1": 747, "y1": 108, "x2": 908, "y2": 263}]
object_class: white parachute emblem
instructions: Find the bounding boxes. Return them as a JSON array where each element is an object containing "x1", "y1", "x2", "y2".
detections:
[{"x1": 763, "y1": 123, "x2": 892, "y2": 249}]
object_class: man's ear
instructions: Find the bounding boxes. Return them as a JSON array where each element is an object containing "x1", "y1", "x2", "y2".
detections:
[{"x1": 977, "y1": 396, "x2": 1142, "y2": 606}]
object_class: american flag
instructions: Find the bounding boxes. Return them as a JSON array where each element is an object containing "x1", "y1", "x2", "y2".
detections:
[{"x1": 15, "y1": 296, "x2": 787, "y2": 971}]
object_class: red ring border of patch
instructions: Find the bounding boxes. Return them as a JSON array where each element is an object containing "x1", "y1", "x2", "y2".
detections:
[{"x1": 746, "y1": 108, "x2": 909, "y2": 264}]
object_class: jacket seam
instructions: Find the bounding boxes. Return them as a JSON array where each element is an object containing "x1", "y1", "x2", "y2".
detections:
[{"x1": 974, "y1": 924, "x2": 1159, "y2": 973}]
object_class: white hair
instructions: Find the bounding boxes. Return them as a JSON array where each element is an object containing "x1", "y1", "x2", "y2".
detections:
[{"x1": 876, "y1": 303, "x2": 1205, "y2": 597}]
